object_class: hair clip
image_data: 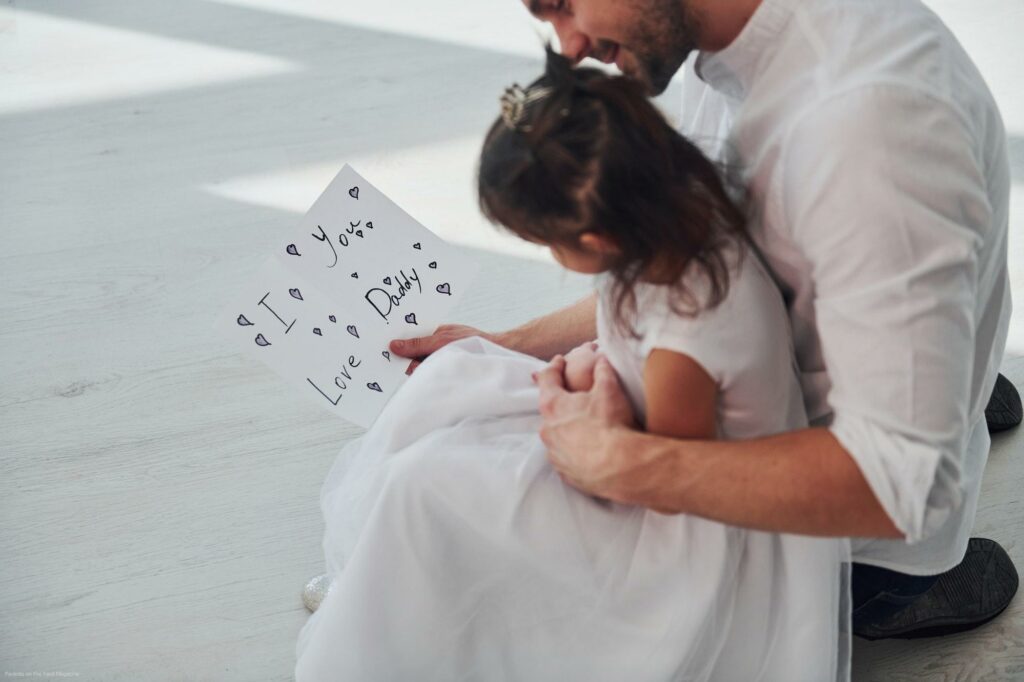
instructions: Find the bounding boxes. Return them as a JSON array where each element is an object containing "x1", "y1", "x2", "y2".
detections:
[{"x1": 500, "y1": 83, "x2": 555, "y2": 132}]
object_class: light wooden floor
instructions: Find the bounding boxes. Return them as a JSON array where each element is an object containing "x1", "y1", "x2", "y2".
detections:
[{"x1": 1, "y1": 1, "x2": 1021, "y2": 680}]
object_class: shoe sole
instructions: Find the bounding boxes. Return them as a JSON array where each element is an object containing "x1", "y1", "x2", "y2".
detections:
[{"x1": 855, "y1": 538, "x2": 1019, "y2": 641}]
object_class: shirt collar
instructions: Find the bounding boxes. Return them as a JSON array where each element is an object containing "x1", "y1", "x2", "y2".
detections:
[{"x1": 694, "y1": 0, "x2": 800, "y2": 100}]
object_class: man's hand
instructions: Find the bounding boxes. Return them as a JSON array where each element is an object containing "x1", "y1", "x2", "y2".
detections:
[
  {"x1": 390, "y1": 324, "x2": 502, "y2": 374},
  {"x1": 536, "y1": 356, "x2": 905, "y2": 531},
  {"x1": 392, "y1": 295, "x2": 599, "y2": 373},
  {"x1": 533, "y1": 355, "x2": 639, "y2": 500}
]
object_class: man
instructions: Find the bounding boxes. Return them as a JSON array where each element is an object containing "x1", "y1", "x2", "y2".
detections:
[{"x1": 391, "y1": 0, "x2": 1020, "y2": 639}]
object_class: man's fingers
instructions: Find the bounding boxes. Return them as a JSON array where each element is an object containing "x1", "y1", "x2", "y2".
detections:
[
  {"x1": 404, "y1": 359, "x2": 422, "y2": 375},
  {"x1": 535, "y1": 356, "x2": 567, "y2": 389},
  {"x1": 536, "y1": 356, "x2": 569, "y2": 417},
  {"x1": 390, "y1": 336, "x2": 433, "y2": 359},
  {"x1": 592, "y1": 356, "x2": 638, "y2": 428},
  {"x1": 535, "y1": 356, "x2": 569, "y2": 413},
  {"x1": 539, "y1": 420, "x2": 572, "y2": 450},
  {"x1": 390, "y1": 324, "x2": 486, "y2": 359},
  {"x1": 593, "y1": 356, "x2": 619, "y2": 389}
]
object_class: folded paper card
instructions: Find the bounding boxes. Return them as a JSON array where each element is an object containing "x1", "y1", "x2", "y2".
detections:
[{"x1": 215, "y1": 165, "x2": 479, "y2": 427}]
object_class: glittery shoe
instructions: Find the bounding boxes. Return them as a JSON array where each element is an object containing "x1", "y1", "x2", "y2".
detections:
[{"x1": 302, "y1": 574, "x2": 333, "y2": 613}]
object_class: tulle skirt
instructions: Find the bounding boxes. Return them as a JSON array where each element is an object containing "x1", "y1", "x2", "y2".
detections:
[{"x1": 295, "y1": 337, "x2": 850, "y2": 681}]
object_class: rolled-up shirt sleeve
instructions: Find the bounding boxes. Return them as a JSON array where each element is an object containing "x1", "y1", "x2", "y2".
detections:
[{"x1": 779, "y1": 85, "x2": 992, "y2": 543}]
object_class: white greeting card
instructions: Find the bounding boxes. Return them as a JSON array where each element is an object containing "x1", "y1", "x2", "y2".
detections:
[{"x1": 216, "y1": 165, "x2": 479, "y2": 427}]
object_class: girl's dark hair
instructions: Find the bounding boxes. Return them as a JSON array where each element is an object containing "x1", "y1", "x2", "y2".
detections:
[{"x1": 478, "y1": 47, "x2": 748, "y2": 338}]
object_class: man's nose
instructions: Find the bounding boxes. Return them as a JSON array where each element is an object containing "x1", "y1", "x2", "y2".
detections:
[{"x1": 552, "y1": 18, "x2": 591, "y2": 63}]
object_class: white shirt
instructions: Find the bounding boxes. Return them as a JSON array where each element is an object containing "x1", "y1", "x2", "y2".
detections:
[
  {"x1": 674, "y1": 0, "x2": 1012, "y2": 574},
  {"x1": 595, "y1": 243, "x2": 808, "y2": 441}
]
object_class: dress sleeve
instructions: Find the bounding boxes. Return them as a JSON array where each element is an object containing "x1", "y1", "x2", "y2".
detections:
[
  {"x1": 638, "y1": 246, "x2": 764, "y2": 389},
  {"x1": 779, "y1": 85, "x2": 991, "y2": 544}
]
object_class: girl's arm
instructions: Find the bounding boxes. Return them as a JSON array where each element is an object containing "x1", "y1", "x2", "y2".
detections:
[{"x1": 642, "y1": 349, "x2": 717, "y2": 440}]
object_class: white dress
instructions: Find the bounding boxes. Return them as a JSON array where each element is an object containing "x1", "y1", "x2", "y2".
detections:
[{"x1": 295, "y1": 246, "x2": 851, "y2": 681}]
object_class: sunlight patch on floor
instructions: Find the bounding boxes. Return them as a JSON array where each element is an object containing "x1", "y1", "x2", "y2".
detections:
[
  {"x1": 0, "y1": 6, "x2": 300, "y2": 115},
  {"x1": 201, "y1": 133, "x2": 556, "y2": 264},
  {"x1": 205, "y1": 0, "x2": 550, "y2": 58}
]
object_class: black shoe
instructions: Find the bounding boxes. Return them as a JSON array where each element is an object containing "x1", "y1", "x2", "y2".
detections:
[
  {"x1": 854, "y1": 538, "x2": 1018, "y2": 640},
  {"x1": 986, "y1": 373, "x2": 1022, "y2": 433}
]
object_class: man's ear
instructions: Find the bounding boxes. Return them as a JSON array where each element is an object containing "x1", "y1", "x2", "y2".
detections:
[{"x1": 578, "y1": 231, "x2": 620, "y2": 255}]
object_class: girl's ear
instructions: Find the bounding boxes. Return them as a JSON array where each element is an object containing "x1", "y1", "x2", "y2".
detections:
[{"x1": 578, "y1": 231, "x2": 620, "y2": 255}]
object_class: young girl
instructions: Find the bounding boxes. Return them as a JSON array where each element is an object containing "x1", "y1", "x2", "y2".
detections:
[
  {"x1": 478, "y1": 49, "x2": 809, "y2": 444},
  {"x1": 296, "y1": 50, "x2": 850, "y2": 681}
]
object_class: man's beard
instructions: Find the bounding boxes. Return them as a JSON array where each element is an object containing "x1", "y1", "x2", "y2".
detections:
[{"x1": 627, "y1": 0, "x2": 702, "y2": 95}]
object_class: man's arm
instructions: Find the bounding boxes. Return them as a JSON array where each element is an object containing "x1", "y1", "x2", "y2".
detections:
[
  {"x1": 612, "y1": 426, "x2": 903, "y2": 536},
  {"x1": 539, "y1": 86, "x2": 993, "y2": 543},
  {"x1": 390, "y1": 293, "x2": 597, "y2": 369},
  {"x1": 778, "y1": 86, "x2": 990, "y2": 543},
  {"x1": 536, "y1": 357, "x2": 903, "y2": 537}
]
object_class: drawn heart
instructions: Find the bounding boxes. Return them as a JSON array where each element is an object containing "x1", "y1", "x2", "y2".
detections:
[
  {"x1": 367, "y1": 382, "x2": 383, "y2": 393},
  {"x1": 346, "y1": 325, "x2": 359, "y2": 338},
  {"x1": 356, "y1": 230, "x2": 363, "y2": 238},
  {"x1": 405, "y1": 313, "x2": 418, "y2": 325},
  {"x1": 286, "y1": 243, "x2": 300, "y2": 256},
  {"x1": 237, "y1": 314, "x2": 253, "y2": 326},
  {"x1": 428, "y1": 261, "x2": 437, "y2": 269},
  {"x1": 313, "y1": 328, "x2": 322, "y2": 336},
  {"x1": 351, "y1": 272, "x2": 358, "y2": 279},
  {"x1": 412, "y1": 242, "x2": 422, "y2": 250},
  {"x1": 436, "y1": 283, "x2": 451, "y2": 296},
  {"x1": 383, "y1": 277, "x2": 392, "y2": 285},
  {"x1": 255, "y1": 333, "x2": 270, "y2": 347},
  {"x1": 382, "y1": 350, "x2": 390, "y2": 361},
  {"x1": 289, "y1": 288, "x2": 303, "y2": 301},
  {"x1": 329, "y1": 315, "x2": 336, "y2": 323},
  {"x1": 349, "y1": 186, "x2": 359, "y2": 199},
  {"x1": 366, "y1": 221, "x2": 374, "y2": 229}
]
